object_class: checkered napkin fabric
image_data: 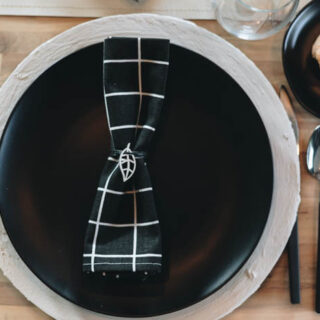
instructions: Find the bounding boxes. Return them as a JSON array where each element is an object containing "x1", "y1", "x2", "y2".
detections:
[{"x1": 83, "y1": 37, "x2": 170, "y2": 274}]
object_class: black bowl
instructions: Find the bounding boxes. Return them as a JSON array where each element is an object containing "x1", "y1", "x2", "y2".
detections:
[
  {"x1": 283, "y1": 0, "x2": 320, "y2": 117},
  {"x1": 0, "y1": 43, "x2": 273, "y2": 317}
]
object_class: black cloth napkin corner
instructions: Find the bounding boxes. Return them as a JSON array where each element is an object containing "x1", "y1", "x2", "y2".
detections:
[{"x1": 83, "y1": 37, "x2": 170, "y2": 274}]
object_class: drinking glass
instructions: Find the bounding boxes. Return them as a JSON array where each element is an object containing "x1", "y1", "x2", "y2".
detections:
[{"x1": 214, "y1": 0, "x2": 299, "y2": 40}]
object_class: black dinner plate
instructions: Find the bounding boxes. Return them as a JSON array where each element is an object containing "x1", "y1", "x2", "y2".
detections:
[
  {"x1": 283, "y1": 0, "x2": 320, "y2": 117},
  {"x1": 0, "y1": 42, "x2": 273, "y2": 317}
]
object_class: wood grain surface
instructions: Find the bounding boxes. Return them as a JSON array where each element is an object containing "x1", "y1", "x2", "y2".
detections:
[
  {"x1": 0, "y1": 16, "x2": 318, "y2": 320},
  {"x1": 0, "y1": 0, "x2": 311, "y2": 19}
]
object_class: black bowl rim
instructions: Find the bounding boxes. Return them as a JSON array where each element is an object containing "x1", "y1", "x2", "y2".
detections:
[{"x1": 282, "y1": 0, "x2": 320, "y2": 118}]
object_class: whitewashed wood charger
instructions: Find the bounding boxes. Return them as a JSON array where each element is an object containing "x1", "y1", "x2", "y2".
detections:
[{"x1": 0, "y1": 14, "x2": 300, "y2": 320}]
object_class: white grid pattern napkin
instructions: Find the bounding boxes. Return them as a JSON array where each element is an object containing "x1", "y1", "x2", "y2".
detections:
[{"x1": 83, "y1": 37, "x2": 169, "y2": 275}]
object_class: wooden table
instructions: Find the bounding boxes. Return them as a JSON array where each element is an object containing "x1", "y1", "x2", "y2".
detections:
[{"x1": 0, "y1": 16, "x2": 318, "y2": 320}]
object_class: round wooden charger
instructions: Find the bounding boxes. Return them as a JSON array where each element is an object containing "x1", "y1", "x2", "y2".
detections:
[{"x1": 0, "y1": 14, "x2": 300, "y2": 320}]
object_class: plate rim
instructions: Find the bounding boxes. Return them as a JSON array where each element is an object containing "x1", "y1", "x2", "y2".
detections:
[{"x1": 0, "y1": 14, "x2": 300, "y2": 320}]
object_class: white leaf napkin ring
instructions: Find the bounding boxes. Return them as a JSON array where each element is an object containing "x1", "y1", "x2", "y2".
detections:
[{"x1": 119, "y1": 143, "x2": 136, "y2": 182}]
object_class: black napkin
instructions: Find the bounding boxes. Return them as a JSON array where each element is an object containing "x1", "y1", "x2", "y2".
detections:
[{"x1": 83, "y1": 37, "x2": 170, "y2": 274}]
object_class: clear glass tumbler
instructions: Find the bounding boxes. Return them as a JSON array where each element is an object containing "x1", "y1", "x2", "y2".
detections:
[{"x1": 214, "y1": 0, "x2": 299, "y2": 40}]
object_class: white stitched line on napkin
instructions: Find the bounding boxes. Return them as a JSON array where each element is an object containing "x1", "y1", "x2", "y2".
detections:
[
  {"x1": 90, "y1": 163, "x2": 119, "y2": 272},
  {"x1": 132, "y1": 189, "x2": 138, "y2": 272},
  {"x1": 131, "y1": 38, "x2": 142, "y2": 273},
  {"x1": 83, "y1": 253, "x2": 162, "y2": 258},
  {"x1": 97, "y1": 187, "x2": 152, "y2": 194},
  {"x1": 136, "y1": 38, "x2": 143, "y2": 138},
  {"x1": 83, "y1": 262, "x2": 161, "y2": 266},
  {"x1": 88, "y1": 220, "x2": 159, "y2": 227},
  {"x1": 110, "y1": 124, "x2": 155, "y2": 131},
  {"x1": 104, "y1": 59, "x2": 169, "y2": 65},
  {"x1": 105, "y1": 92, "x2": 164, "y2": 99}
]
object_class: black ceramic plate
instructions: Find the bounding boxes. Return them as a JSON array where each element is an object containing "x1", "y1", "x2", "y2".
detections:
[
  {"x1": 0, "y1": 43, "x2": 273, "y2": 317},
  {"x1": 283, "y1": 0, "x2": 320, "y2": 117}
]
